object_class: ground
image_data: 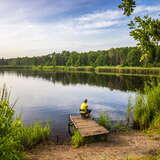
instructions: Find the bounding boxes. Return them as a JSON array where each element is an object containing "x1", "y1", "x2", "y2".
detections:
[{"x1": 27, "y1": 131, "x2": 160, "y2": 160}]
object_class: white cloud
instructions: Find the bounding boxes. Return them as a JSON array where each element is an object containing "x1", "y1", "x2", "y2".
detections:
[
  {"x1": 0, "y1": 2, "x2": 159, "y2": 58},
  {"x1": 77, "y1": 10, "x2": 122, "y2": 22},
  {"x1": 135, "y1": 5, "x2": 160, "y2": 14},
  {"x1": 0, "y1": 5, "x2": 128, "y2": 57}
]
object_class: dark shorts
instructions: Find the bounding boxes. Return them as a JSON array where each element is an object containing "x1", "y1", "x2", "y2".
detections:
[
  {"x1": 80, "y1": 109, "x2": 92, "y2": 114},
  {"x1": 80, "y1": 109, "x2": 92, "y2": 118},
  {"x1": 87, "y1": 109, "x2": 92, "y2": 113}
]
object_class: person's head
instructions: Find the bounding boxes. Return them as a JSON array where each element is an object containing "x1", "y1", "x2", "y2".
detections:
[{"x1": 84, "y1": 99, "x2": 88, "y2": 103}]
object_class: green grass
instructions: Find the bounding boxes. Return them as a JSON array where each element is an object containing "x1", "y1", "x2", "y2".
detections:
[
  {"x1": 71, "y1": 130, "x2": 84, "y2": 148},
  {"x1": 133, "y1": 83, "x2": 160, "y2": 130},
  {"x1": 95, "y1": 66, "x2": 160, "y2": 75},
  {"x1": 32, "y1": 65, "x2": 95, "y2": 73},
  {"x1": 0, "y1": 65, "x2": 31, "y2": 70},
  {"x1": 98, "y1": 112, "x2": 111, "y2": 128},
  {"x1": 2, "y1": 65, "x2": 160, "y2": 75},
  {"x1": 31, "y1": 66, "x2": 160, "y2": 75},
  {"x1": 16, "y1": 122, "x2": 51, "y2": 149},
  {"x1": 0, "y1": 85, "x2": 51, "y2": 160},
  {"x1": 98, "y1": 112, "x2": 130, "y2": 132}
]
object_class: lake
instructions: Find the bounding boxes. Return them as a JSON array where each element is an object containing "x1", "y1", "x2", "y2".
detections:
[{"x1": 0, "y1": 70, "x2": 159, "y2": 142}]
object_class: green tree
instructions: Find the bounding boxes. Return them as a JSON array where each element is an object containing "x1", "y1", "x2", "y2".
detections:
[
  {"x1": 95, "y1": 54, "x2": 106, "y2": 66},
  {"x1": 129, "y1": 16, "x2": 160, "y2": 65},
  {"x1": 127, "y1": 48, "x2": 141, "y2": 66},
  {"x1": 119, "y1": 0, "x2": 136, "y2": 16},
  {"x1": 51, "y1": 54, "x2": 56, "y2": 66}
]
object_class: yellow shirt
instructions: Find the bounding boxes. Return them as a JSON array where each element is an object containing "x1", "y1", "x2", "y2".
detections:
[{"x1": 80, "y1": 102, "x2": 88, "y2": 113}]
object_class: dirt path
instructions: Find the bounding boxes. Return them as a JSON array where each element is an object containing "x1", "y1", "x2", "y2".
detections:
[{"x1": 27, "y1": 131, "x2": 160, "y2": 160}]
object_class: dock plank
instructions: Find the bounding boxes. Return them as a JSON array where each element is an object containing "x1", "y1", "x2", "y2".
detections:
[{"x1": 70, "y1": 115, "x2": 109, "y2": 137}]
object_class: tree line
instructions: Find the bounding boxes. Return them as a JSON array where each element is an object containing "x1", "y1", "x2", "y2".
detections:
[{"x1": 0, "y1": 46, "x2": 160, "y2": 67}]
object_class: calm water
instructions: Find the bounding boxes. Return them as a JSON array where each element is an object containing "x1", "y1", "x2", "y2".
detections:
[{"x1": 0, "y1": 70, "x2": 159, "y2": 141}]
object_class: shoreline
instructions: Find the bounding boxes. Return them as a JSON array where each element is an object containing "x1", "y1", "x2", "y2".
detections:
[
  {"x1": 26, "y1": 130, "x2": 160, "y2": 160},
  {"x1": 1, "y1": 65, "x2": 160, "y2": 76}
]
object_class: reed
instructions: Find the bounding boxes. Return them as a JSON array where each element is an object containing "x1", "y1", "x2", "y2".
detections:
[
  {"x1": 133, "y1": 83, "x2": 160, "y2": 130},
  {"x1": 95, "y1": 66, "x2": 160, "y2": 75},
  {"x1": 71, "y1": 130, "x2": 84, "y2": 148},
  {"x1": 2, "y1": 65, "x2": 160, "y2": 75},
  {"x1": 32, "y1": 65, "x2": 94, "y2": 73}
]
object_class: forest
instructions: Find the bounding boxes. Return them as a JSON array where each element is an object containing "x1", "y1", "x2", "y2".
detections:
[{"x1": 0, "y1": 46, "x2": 160, "y2": 67}]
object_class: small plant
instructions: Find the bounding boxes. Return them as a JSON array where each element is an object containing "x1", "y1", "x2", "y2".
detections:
[
  {"x1": 98, "y1": 112, "x2": 111, "y2": 129},
  {"x1": 71, "y1": 130, "x2": 84, "y2": 148}
]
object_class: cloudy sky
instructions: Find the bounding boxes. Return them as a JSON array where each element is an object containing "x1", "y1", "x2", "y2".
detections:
[{"x1": 0, "y1": 0, "x2": 160, "y2": 58}]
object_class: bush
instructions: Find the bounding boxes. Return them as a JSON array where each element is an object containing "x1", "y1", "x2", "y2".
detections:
[
  {"x1": 71, "y1": 130, "x2": 84, "y2": 148},
  {"x1": 0, "y1": 85, "x2": 51, "y2": 160}
]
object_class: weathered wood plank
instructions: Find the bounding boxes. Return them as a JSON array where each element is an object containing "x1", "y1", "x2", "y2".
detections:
[{"x1": 70, "y1": 115, "x2": 109, "y2": 137}]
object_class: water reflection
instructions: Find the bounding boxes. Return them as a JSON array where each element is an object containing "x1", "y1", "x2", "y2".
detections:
[
  {"x1": 0, "y1": 70, "x2": 159, "y2": 142},
  {"x1": 0, "y1": 70, "x2": 159, "y2": 91}
]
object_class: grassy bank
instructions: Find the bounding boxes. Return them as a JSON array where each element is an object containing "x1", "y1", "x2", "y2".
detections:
[
  {"x1": 32, "y1": 65, "x2": 95, "y2": 73},
  {"x1": 30, "y1": 65, "x2": 160, "y2": 75},
  {"x1": 95, "y1": 66, "x2": 160, "y2": 75},
  {"x1": 1, "y1": 65, "x2": 160, "y2": 75},
  {"x1": 0, "y1": 65, "x2": 32, "y2": 70},
  {"x1": 0, "y1": 85, "x2": 51, "y2": 160}
]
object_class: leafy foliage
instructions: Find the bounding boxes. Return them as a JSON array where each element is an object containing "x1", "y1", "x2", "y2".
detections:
[
  {"x1": 0, "y1": 47, "x2": 145, "y2": 67},
  {"x1": 119, "y1": 0, "x2": 136, "y2": 16},
  {"x1": 1, "y1": 46, "x2": 160, "y2": 67},
  {"x1": 129, "y1": 16, "x2": 160, "y2": 65}
]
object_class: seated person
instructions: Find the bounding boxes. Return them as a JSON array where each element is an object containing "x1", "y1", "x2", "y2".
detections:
[{"x1": 80, "y1": 99, "x2": 91, "y2": 118}]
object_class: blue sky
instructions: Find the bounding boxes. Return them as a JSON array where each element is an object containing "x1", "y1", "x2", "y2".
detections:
[{"x1": 0, "y1": 0, "x2": 160, "y2": 58}]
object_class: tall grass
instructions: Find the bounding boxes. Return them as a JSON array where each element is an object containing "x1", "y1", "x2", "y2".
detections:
[
  {"x1": 95, "y1": 66, "x2": 160, "y2": 75},
  {"x1": 126, "y1": 97, "x2": 134, "y2": 126},
  {"x1": 0, "y1": 85, "x2": 51, "y2": 160},
  {"x1": 2, "y1": 65, "x2": 160, "y2": 75},
  {"x1": 98, "y1": 112, "x2": 111, "y2": 128},
  {"x1": 15, "y1": 121, "x2": 50, "y2": 149},
  {"x1": 32, "y1": 65, "x2": 95, "y2": 73},
  {"x1": 133, "y1": 83, "x2": 160, "y2": 130},
  {"x1": 71, "y1": 130, "x2": 84, "y2": 148}
]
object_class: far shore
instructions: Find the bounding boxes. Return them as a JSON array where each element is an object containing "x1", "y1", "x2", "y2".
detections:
[{"x1": 1, "y1": 65, "x2": 160, "y2": 76}]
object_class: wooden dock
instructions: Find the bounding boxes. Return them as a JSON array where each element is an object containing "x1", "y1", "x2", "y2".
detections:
[{"x1": 69, "y1": 115, "x2": 109, "y2": 137}]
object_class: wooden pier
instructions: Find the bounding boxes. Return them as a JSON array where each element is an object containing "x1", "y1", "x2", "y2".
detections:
[{"x1": 69, "y1": 115, "x2": 109, "y2": 137}]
